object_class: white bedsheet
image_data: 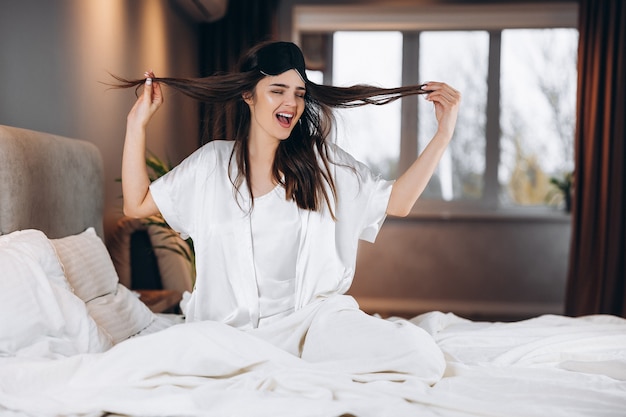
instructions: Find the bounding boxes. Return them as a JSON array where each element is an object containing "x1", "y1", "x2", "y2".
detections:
[
  {"x1": 1, "y1": 311, "x2": 625, "y2": 417},
  {"x1": 412, "y1": 312, "x2": 626, "y2": 417}
]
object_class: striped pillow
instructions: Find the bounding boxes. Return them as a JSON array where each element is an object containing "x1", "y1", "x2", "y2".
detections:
[{"x1": 51, "y1": 228, "x2": 154, "y2": 344}]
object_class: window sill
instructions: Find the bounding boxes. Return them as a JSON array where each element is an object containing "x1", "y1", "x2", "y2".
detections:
[{"x1": 397, "y1": 201, "x2": 572, "y2": 223}]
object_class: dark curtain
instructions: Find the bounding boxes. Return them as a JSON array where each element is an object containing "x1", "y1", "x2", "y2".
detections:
[
  {"x1": 565, "y1": 0, "x2": 626, "y2": 317},
  {"x1": 198, "y1": 0, "x2": 279, "y2": 143}
]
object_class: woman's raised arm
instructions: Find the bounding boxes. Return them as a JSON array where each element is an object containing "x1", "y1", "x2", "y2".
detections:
[
  {"x1": 386, "y1": 82, "x2": 461, "y2": 217},
  {"x1": 122, "y1": 72, "x2": 162, "y2": 219}
]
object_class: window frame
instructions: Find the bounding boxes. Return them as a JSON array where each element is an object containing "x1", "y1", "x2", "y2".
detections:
[{"x1": 290, "y1": 2, "x2": 578, "y2": 219}]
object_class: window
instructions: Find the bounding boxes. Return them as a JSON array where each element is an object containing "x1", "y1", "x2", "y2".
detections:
[
  {"x1": 333, "y1": 31, "x2": 403, "y2": 179},
  {"x1": 293, "y1": 3, "x2": 578, "y2": 214},
  {"x1": 418, "y1": 31, "x2": 489, "y2": 201},
  {"x1": 499, "y1": 28, "x2": 578, "y2": 207}
]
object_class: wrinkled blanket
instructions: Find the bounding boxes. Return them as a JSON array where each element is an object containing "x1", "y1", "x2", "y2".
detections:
[{"x1": 1, "y1": 309, "x2": 626, "y2": 417}]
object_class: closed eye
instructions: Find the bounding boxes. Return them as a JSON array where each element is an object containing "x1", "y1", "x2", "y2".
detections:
[
  {"x1": 271, "y1": 89, "x2": 305, "y2": 99},
  {"x1": 269, "y1": 83, "x2": 306, "y2": 97}
]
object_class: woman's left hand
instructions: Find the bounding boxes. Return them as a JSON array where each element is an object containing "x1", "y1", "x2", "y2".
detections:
[
  {"x1": 422, "y1": 82, "x2": 461, "y2": 140},
  {"x1": 386, "y1": 81, "x2": 460, "y2": 217}
]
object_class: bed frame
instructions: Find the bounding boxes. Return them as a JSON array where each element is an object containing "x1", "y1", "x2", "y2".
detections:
[{"x1": 0, "y1": 124, "x2": 104, "y2": 239}]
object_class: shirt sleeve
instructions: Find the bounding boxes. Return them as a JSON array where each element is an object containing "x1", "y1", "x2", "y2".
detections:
[
  {"x1": 358, "y1": 173, "x2": 394, "y2": 242},
  {"x1": 330, "y1": 144, "x2": 394, "y2": 243},
  {"x1": 149, "y1": 143, "x2": 217, "y2": 240}
]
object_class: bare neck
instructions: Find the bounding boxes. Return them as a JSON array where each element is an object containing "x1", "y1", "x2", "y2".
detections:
[{"x1": 247, "y1": 134, "x2": 280, "y2": 197}]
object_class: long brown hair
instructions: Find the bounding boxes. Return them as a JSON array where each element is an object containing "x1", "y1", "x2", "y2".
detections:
[{"x1": 111, "y1": 41, "x2": 429, "y2": 216}]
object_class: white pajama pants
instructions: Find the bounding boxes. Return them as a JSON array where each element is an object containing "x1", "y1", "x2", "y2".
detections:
[{"x1": 247, "y1": 294, "x2": 446, "y2": 385}]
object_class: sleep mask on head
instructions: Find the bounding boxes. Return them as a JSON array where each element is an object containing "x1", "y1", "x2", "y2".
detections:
[{"x1": 255, "y1": 42, "x2": 308, "y2": 82}]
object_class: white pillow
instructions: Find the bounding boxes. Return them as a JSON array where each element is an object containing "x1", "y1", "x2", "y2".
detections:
[
  {"x1": 51, "y1": 227, "x2": 155, "y2": 344},
  {"x1": 51, "y1": 227, "x2": 118, "y2": 302},
  {"x1": 1, "y1": 229, "x2": 68, "y2": 290},
  {"x1": 0, "y1": 230, "x2": 111, "y2": 357},
  {"x1": 87, "y1": 284, "x2": 155, "y2": 343}
]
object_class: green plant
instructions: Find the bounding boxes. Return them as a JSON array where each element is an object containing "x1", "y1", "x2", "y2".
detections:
[
  {"x1": 145, "y1": 150, "x2": 173, "y2": 182},
  {"x1": 546, "y1": 171, "x2": 573, "y2": 212},
  {"x1": 143, "y1": 214, "x2": 196, "y2": 279}
]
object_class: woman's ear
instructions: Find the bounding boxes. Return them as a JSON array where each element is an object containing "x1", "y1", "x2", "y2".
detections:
[{"x1": 242, "y1": 91, "x2": 254, "y2": 105}]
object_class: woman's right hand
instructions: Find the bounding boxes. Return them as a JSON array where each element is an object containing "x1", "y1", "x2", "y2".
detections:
[
  {"x1": 126, "y1": 70, "x2": 163, "y2": 130},
  {"x1": 122, "y1": 70, "x2": 162, "y2": 219}
]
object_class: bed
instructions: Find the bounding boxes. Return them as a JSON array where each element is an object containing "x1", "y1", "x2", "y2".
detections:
[{"x1": 1, "y1": 124, "x2": 625, "y2": 417}]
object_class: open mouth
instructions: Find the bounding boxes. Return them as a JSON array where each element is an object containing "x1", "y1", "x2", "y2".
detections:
[{"x1": 276, "y1": 112, "x2": 294, "y2": 128}]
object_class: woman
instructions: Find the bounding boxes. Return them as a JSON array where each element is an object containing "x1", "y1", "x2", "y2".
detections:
[{"x1": 118, "y1": 41, "x2": 459, "y2": 382}]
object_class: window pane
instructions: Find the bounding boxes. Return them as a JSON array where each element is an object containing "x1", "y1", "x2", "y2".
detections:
[
  {"x1": 305, "y1": 69, "x2": 324, "y2": 84},
  {"x1": 419, "y1": 31, "x2": 489, "y2": 201},
  {"x1": 332, "y1": 31, "x2": 403, "y2": 179},
  {"x1": 500, "y1": 29, "x2": 578, "y2": 207}
]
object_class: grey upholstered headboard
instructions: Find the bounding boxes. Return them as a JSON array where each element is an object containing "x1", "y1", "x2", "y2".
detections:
[{"x1": 0, "y1": 124, "x2": 104, "y2": 239}]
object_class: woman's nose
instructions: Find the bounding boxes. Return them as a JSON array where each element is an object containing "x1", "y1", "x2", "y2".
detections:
[{"x1": 283, "y1": 92, "x2": 297, "y2": 106}]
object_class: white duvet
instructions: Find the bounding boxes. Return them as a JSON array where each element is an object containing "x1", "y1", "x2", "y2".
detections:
[{"x1": 1, "y1": 310, "x2": 625, "y2": 417}]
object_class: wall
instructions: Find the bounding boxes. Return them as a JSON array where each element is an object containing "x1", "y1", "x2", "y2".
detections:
[
  {"x1": 0, "y1": 0, "x2": 200, "y2": 241},
  {"x1": 350, "y1": 214, "x2": 571, "y2": 321}
]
